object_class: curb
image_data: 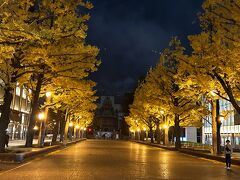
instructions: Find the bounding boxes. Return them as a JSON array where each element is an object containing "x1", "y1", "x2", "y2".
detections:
[
  {"x1": 179, "y1": 149, "x2": 240, "y2": 166},
  {"x1": 131, "y1": 140, "x2": 176, "y2": 151},
  {"x1": 132, "y1": 140, "x2": 240, "y2": 166},
  {"x1": 15, "y1": 145, "x2": 61, "y2": 162},
  {"x1": 0, "y1": 138, "x2": 87, "y2": 163}
]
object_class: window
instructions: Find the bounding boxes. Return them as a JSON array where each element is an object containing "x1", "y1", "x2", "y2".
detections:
[
  {"x1": 16, "y1": 86, "x2": 21, "y2": 96},
  {"x1": 22, "y1": 88, "x2": 27, "y2": 99}
]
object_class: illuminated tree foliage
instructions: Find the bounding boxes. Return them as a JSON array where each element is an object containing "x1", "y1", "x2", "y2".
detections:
[
  {"x1": 43, "y1": 78, "x2": 97, "y2": 143},
  {"x1": 127, "y1": 38, "x2": 207, "y2": 149},
  {"x1": 175, "y1": 0, "x2": 240, "y2": 154},
  {"x1": 0, "y1": 0, "x2": 41, "y2": 152},
  {"x1": 0, "y1": 0, "x2": 100, "y2": 151}
]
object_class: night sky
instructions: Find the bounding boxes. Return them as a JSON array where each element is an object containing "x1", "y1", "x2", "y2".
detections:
[{"x1": 87, "y1": 0, "x2": 203, "y2": 96}]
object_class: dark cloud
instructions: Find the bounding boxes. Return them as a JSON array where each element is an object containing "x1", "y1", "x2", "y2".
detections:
[{"x1": 87, "y1": 0, "x2": 203, "y2": 95}]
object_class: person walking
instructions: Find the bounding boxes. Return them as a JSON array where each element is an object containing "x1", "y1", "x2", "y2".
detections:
[
  {"x1": 5, "y1": 133, "x2": 9, "y2": 147},
  {"x1": 224, "y1": 140, "x2": 233, "y2": 170}
]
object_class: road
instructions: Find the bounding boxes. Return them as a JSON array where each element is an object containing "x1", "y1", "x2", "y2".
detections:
[{"x1": 0, "y1": 140, "x2": 240, "y2": 179}]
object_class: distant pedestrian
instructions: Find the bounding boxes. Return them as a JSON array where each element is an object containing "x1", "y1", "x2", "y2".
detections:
[
  {"x1": 5, "y1": 134, "x2": 9, "y2": 147},
  {"x1": 224, "y1": 140, "x2": 233, "y2": 170}
]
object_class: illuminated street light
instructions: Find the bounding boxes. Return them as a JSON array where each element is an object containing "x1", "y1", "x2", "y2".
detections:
[
  {"x1": 33, "y1": 126, "x2": 39, "y2": 131},
  {"x1": 84, "y1": 127, "x2": 86, "y2": 131},
  {"x1": 46, "y1": 91, "x2": 52, "y2": 98},
  {"x1": 37, "y1": 112, "x2": 45, "y2": 147},
  {"x1": 38, "y1": 112, "x2": 45, "y2": 120},
  {"x1": 69, "y1": 122, "x2": 73, "y2": 127},
  {"x1": 143, "y1": 127, "x2": 147, "y2": 131},
  {"x1": 163, "y1": 124, "x2": 168, "y2": 129},
  {"x1": 75, "y1": 125, "x2": 80, "y2": 129},
  {"x1": 137, "y1": 128, "x2": 140, "y2": 132}
]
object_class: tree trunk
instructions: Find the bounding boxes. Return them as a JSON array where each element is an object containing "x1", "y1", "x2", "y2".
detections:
[
  {"x1": 212, "y1": 99, "x2": 221, "y2": 155},
  {"x1": 63, "y1": 110, "x2": 69, "y2": 146},
  {"x1": 149, "y1": 126, "x2": 154, "y2": 143},
  {"x1": 140, "y1": 131, "x2": 144, "y2": 141},
  {"x1": 0, "y1": 87, "x2": 13, "y2": 152},
  {"x1": 164, "y1": 127, "x2": 169, "y2": 146},
  {"x1": 25, "y1": 74, "x2": 43, "y2": 147},
  {"x1": 174, "y1": 114, "x2": 181, "y2": 150},
  {"x1": 216, "y1": 99, "x2": 221, "y2": 153},
  {"x1": 214, "y1": 72, "x2": 240, "y2": 114},
  {"x1": 52, "y1": 120, "x2": 59, "y2": 144},
  {"x1": 59, "y1": 115, "x2": 66, "y2": 142},
  {"x1": 156, "y1": 123, "x2": 161, "y2": 144}
]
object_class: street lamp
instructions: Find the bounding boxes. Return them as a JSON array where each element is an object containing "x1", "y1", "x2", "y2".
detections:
[
  {"x1": 163, "y1": 124, "x2": 168, "y2": 129},
  {"x1": 38, "y1": 112, "x2": 45, "y2": 120},
  {"x1": 37, "y1": 92, "x2": 52, "y2": 147},
  {"x1": 160, "y1": 111, "x2": 169, "y2": 146},
  {"x1": 46, "y1": 91, "x2": 52, "y2": 98},
  {"x1": 33, "y1": 125, "x2": 39, "y2": 131},
  {"x1": 38, "y1": 112, "x2": 45, "y2": 147},
  {"x1": 69, "y1": 122, "x2": 73, "y2": 127}
]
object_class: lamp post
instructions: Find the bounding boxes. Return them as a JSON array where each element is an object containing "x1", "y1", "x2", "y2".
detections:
[
  {"x1": 38, "y1": 92, "x2": 52, "y2": 147},
  {"x1": 75, "y1": 125, "x2": 80, "y2": 139},
  {"x1": 69, "y1": 122, "x2": 73, "y2": 141},
  {"x1": 143, "y1": 127, "x2": 147, "y2": 141},
  {"x1": 137, "y1": 128, "x2": 140, "y2": 141},
  {"x1": 163, "y1": 123, "x2": 169, "y2": 146},
  {"x1": 161, "y1": 110, "x2": 169, "y2": 145},
  {"x1": 38, "y1": 112, "x2": 45, "y2": 147},
  {"x1": 33, "y1": 125, "x2": 39, "y2": 143}
]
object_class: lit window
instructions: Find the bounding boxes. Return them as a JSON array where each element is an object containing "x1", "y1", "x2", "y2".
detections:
[
  {"x1": 22, "y1": 88, "x2": 27, "y2": 99},
  {"x1": 21, "y1": 114, "x2": 25, "y2": 124},
  {"x1": 16, "y1": 86, "x2": 21, "y2": 96}
]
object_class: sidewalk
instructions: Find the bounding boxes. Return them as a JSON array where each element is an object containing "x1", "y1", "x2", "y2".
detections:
[
  {"x1": 8, "y1": 139, "x2": 53, "y2": 147},
  {"x1": 0, "y1": 138, "x2": 86, "y2": 162},
  {"x1": 8, "y1": 139, "x2": 37, "y2": 147},
  {"x1": 132, "y1": 140, "x2": 240, "y2": 165}
]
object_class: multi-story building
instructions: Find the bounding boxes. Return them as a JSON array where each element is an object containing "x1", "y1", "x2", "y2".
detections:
[
  {"x1": 0, "y1": 84, "x2": 31, "y2": 140},
  {"x1": 202, "y1": 99, "x2": 240, "y2": 148},
  {"x1": 94, "y1": 96, "x2": 124, "y2": 132}
]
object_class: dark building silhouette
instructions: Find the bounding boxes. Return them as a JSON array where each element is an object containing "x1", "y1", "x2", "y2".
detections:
[{"x1": 94, "y1": 96, "x2": 123, "y2": 132}]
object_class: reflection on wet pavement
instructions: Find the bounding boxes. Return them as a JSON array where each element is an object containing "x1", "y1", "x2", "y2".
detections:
[{"x1": 0, "y1": 140, "x2": 240, "y2": 179}]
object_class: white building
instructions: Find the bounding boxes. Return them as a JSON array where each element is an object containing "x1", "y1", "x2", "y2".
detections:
[
  {"x1": 202, "y1": 99, "x2": 240, "y2": 148},
  {"x1": 0, "y1": 84, "x2": 31, "y2": 140}
]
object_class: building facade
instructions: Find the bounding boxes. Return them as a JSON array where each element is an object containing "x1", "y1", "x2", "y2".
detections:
[
  {"x1": 0, "y1": 84, "x2": 31, "y2": 140},
  {"x1": 202, "y1": 99, "x2": 240, "y2": 148},
  {"x1": 94, "y1": 96, "x2": 124, "y2": 132}
]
